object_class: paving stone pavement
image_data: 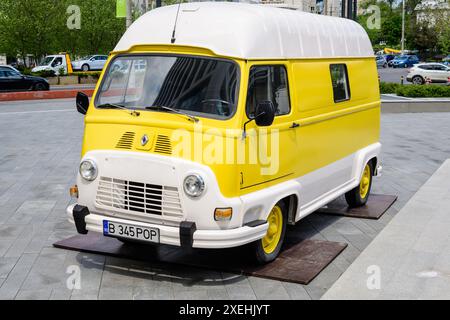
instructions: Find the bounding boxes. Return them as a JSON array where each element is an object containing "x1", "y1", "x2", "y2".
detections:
[
  {"x1": 0, "y1": 99, "x2": 449, "y2": 300},
  {"x1": 322, "y1": 160, "x2": 450, "y2": 299}
]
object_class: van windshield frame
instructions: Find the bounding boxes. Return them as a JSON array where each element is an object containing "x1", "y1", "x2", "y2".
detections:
[{"x1": 94, "y1": 53, "x2": 241, "y2": 121}]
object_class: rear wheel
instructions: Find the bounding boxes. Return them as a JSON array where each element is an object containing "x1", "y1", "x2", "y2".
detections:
[
  {"x1": 345, "y1": 162, "x2": 373, "y2": 208},
  {"x1": 253, "y1": 201, "x2": 287, "y2": 264}
]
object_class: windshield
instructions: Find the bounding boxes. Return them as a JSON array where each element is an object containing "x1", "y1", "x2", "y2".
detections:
[
  {"x1": 96, "y1": 55, "x2": 239, "y2": 119},
  {"x1": 40, "y1": 56, "x2": 54, "y2": 66}
]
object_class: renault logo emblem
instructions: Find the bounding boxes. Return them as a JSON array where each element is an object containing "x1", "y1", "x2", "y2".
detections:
[{"x1": 141, "y1": 134, "x2": 149, "y2": 146}]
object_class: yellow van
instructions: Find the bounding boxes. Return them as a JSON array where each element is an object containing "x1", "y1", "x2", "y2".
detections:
[{"x1": 68, "y1": 2, "x2": 381, "y2": 263}]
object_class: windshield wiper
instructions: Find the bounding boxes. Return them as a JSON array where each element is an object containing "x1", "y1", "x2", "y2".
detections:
[
  {"x1": 96, "y1": 103, "x2": 140, "y2": 116},
  {"x1": 146, "y1": 105, "x2": 199, "y2": 123}
]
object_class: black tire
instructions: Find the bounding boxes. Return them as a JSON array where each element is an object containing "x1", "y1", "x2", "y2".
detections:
[
  {"x1": 412, "y1": 75, "x2": 424, "y2": 85},
  {"x1": 345, "y1": 161, "x2": 373, "y2": 208},
  {"x1": 252, "y1": 200, "x2": 287, "y2": 264},
  {"x1": 33, "y1": 82, "x2": 47, "y2": 91},
  {"x1": 82, "y1": 64, "x2": 90, "y2": 72}
]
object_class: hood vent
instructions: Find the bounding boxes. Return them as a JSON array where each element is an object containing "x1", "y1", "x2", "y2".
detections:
[
  {"x1": 154, "y1": 135, "x2": 172, "y2": 154},
  {"x1": 116, "y1": 132, "x2": 135, "y2": 149}
]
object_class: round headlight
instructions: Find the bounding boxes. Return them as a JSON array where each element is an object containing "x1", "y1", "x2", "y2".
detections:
[
  {"x1": 183, "y1": 174, "x2": 205, "y2": 198},
  {"x1": 79, "y1": 160, "x2": 98, "y2": 181}
]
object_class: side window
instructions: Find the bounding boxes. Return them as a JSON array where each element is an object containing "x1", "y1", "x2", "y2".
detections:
[
  {"x1": 52, "y1": 57, "x2": 63, "y2": 67},
  {"x1": 434, "y1": 65, "x2": 446, "y2": 71},
  {"x1": 330, "y1": 64, "x2": 350, "y2": 103},
  {"x1": 246, "y1": 65, "x2": 290, "y2": 118}
]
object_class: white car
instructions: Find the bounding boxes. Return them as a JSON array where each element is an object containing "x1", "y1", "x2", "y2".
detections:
[
  {"x1": 31, "y1": 54, "x2": 68, "y2": 75},
  {"x1": 71, "y1": 55, "x2": 108, "y2": 72},
  {"x1": 406, "y1": 63, "x2": 450, "y2": 85}
]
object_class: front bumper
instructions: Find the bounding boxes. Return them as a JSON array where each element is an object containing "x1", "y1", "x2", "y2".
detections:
[{"x1": 67, "y1": 204, "x2": 268, "y2": 249}]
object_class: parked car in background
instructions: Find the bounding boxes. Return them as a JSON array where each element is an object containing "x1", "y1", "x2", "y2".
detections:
[
  {"x1": 376, "y1": 55, "x2": 388, "y2": 68},
  {"x1": 71, "y1": 55, "x2": 108, "y2": 71},
  {"x1": 0, "y1": 65, "x2": 49, "y2": 91},
  {"x1": 392, "y1": 55, "x2": 420, "y2": 68},
  {"x1": 383, "y1": 54, "x2": 396, "y2": 67},
  {"x1": 443, "y1": 55, "x2": 450, "y2": 62},
  {"x1": 406, "y1": 63, "x2": 450, "y2": 85},
  {"x1": 32, "y1": 54, "x2": 69, "y2": 75}
]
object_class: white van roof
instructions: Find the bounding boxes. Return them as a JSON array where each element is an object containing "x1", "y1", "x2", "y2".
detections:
[{"x1": 114, "y1": 2, "x2": 374, "y2": 60}]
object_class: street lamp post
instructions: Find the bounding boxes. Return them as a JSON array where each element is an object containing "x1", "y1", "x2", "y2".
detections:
[{"x1": 401, "y1": 0, "x2": 405, "y2": 54}]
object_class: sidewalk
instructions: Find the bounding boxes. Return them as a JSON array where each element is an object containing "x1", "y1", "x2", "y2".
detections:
[
  {"x1": 0, "y1": 89, "x2": 94, "y2": 102},
  {"x1": 322, "y1": 160, "x2": 450, "y2": 299},
  {"x1": 382, "y1": 94, "x2": 450, "y2": 102}
]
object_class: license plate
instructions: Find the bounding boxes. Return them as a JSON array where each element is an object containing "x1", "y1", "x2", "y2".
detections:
[{"x1": 103, "y1": 220, "x2": 160, "y2": 243}]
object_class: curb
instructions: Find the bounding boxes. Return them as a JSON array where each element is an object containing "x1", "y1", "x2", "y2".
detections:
[
  {"x1": 382, "y1": 100, "x2": 450, "y2": 113},
  {"x1": 0, "y1": 89, "x2": 95, "y2": 102}
]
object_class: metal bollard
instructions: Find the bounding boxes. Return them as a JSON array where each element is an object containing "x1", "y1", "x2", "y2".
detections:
[{"x1": 400, "y1": 76, "x2": 404, "y2": 85}]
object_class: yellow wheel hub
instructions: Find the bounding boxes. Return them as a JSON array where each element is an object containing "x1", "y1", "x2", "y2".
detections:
[
  {"x1": 262, "y1": 205, "x2": 283, "y2": 254},
  {"x1": 359, "y1": 164, "x2": 371, "y2": 199}
]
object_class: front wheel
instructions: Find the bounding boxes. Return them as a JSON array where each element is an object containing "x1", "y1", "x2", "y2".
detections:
[
  {"x1": 252, "y1": 201, "x2": 287, "y2": 264},
  {"x1": 82, "y1": 64, "x2": 90, "y2": 72},
  {"x1": 33, "y1": 83, "x2": 47, "y2": 91},
  {"x1": 412, "y1": 75, "x2": 424, "y2": 85},
  {"x1": 345, "y1": 162, "x2": 373, "y2": 208}
]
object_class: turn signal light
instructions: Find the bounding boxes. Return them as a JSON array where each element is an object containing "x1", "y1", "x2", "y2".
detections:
[
  {"x1": 214, "y1": 208, "x2": 232, "y2": 221},
  {"x1": 69, "y1": 185, "x2": 79, "y2": 198}
]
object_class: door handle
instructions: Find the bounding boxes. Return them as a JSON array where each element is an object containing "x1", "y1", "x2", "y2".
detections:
[{"x1": 290, "y1": 122, "x2": 300, "y2": 129}]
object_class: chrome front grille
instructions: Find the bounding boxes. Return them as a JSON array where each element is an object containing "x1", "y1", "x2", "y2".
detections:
[{"x1": 95, "y1": 177, "x2": 183, "y2": 218}]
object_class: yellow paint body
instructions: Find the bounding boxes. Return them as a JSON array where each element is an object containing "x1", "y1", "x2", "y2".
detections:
[{"x1": 81, "y1": 45, "x2": 380, "y2": 199}]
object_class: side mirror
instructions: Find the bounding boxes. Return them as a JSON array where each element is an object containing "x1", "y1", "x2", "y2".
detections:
[
  {"x1": 254, "y1": 100, "x2": 275, "y2": 127},
  {"x1": 76, "y1": 92, "x2": 90, "y2": 115}
]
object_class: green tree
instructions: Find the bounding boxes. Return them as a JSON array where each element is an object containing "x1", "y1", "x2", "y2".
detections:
[
  {"x1": 358, "y1": 0, "x2": 402, "y2": 48},
  {"x1": 59, "y1": 0, "x2": 126, "y2": 57},
  {"x1": 0, "y1": 0, "x2": 126, "y2": 64},
  {"x1": 0, "y1": 0, "x2": 66, "y2": 66}
]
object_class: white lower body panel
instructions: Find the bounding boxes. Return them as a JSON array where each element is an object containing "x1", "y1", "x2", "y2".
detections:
[{"x1": 67, "y1": 142, "x2": 381, "y2": 249}]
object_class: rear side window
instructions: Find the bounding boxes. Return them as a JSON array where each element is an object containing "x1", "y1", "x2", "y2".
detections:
[
  {"x1": 330, "y1": 64, "x2": 350, "y2": 103},
  {"x1": 433, "y1": 65, "x2": 447, "y2": 71},
  {"x1": 246, "y1": 65, "x2": 290, "y2": 118}
]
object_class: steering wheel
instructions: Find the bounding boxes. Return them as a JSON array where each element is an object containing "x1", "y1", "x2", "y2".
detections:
[{"x1": 201, "y1": 99, "x2": 231, "y2": 116}]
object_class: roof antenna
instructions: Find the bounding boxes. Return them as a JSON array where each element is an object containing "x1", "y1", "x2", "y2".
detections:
[{"x1": 171, "y1": 1, "x2": 182, "y2": 44}]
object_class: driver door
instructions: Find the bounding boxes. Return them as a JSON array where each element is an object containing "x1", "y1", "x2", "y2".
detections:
[
  {"x1": 51, "y1": 57, "x2": 63, "y2": 73},
  {"x1": 5, "y1": 70, "x2": 28, "y2": 90},
  {"x1": 239, "y1": 63, "x2": 298, "y2": 192}
]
